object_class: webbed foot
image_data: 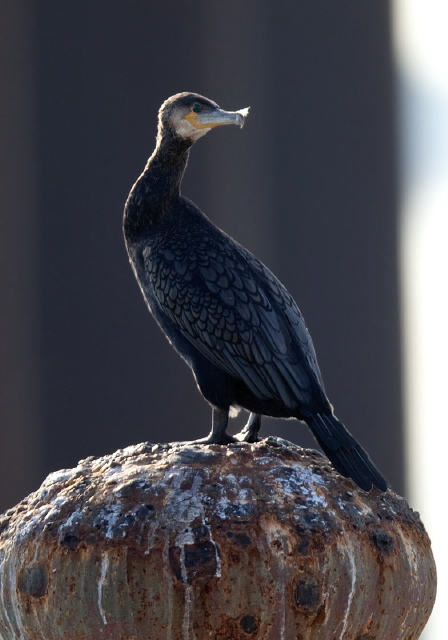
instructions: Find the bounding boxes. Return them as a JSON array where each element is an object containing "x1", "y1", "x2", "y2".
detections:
[
  {"x1": 194, "y1": 407, "x2": 235, "y2": 445},
  {"x1": 234, "y1": 413, "x2": 262, "y2": 442},
  {"x1": 194, "y1": 432, "x2": 237, "y2": 445}
]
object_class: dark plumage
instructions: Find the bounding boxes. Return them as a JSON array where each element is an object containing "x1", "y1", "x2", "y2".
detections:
[{"x1": 123, "y1": 92, "x2": 387, "y2": 492}]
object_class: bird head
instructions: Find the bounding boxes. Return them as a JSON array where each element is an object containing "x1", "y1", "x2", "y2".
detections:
[{"x1": 158, "y1": 92, "x2": 250, "y2": 143}]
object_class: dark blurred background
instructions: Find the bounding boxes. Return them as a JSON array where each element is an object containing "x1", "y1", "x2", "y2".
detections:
[{"x1": 0, "y1": 0, "x2": 402, "y2": 510}]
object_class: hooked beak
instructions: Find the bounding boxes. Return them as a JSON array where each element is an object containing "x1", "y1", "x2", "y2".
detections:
[{"x1": 185, "y1": 106, "x2": 250, "y2": 130}]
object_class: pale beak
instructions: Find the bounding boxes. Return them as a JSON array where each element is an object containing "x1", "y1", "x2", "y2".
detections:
[{"x1": 185, "y1": 106, "x2": 250, "y2": 130}]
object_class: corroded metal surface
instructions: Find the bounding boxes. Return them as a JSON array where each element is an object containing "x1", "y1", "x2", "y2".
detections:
[{"x1": 0, "y1": 438, "x2": 436, "y2": 639}]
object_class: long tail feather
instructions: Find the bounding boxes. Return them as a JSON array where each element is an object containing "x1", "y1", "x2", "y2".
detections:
[{"x1": 306, "y1": 413, "x2": 387, "y2": 492}]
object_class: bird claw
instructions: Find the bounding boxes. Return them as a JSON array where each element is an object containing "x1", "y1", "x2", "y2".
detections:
[
  {"x1": 233, "y1": 426, "x2": 260, "y2": 443},
  {"x1": 193, "y1": 433, "x2": 237, "y2": 445},
  {"x1": 234, "y1": 413, "x2": 262, "y2": 443}
]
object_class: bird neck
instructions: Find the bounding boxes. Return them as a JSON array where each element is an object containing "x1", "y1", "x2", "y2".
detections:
[
  {"x1": 124, "y1": 132, "x2": 192, "y2": 238},
  {"x1": 147, "y1": 133, "x2": 191, "y2": 197}
]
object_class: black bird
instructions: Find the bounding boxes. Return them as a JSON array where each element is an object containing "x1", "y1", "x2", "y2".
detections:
[{"x1": 123, "y1": 92, "x2": 387, "y2": 492}]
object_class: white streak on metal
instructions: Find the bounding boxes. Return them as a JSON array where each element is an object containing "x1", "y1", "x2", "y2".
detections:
[
  {"x1": 145, "y1": 520, "x2": 157, "y2": 556},
  {"x1": 278, "y1": 569, "x2": 286, "y2": 640},
  {"x1": 275, "y1": 534, "x2": 287, "y2": 640},
  {"x1": 339, "y1": 544, "x2": 357, "y2": 640},
  {"x1": 203, "y1": 511, "x2": 221, "y2": 579},
  {"x1": 183, "y1": 584, "x2": 193, "y2": 640},
  {"x1": 7, "y1": 550, "x2": 25, "y2": 640},
  {"x1": 163, "y1": 536, "x2": 173, "y2": 640},
  {"x1": 396, "y1": 527, "x2": 418, "y2": 576},
  {"x1": 179, "y1": 544, "x2": 192, "y2": 640},
  {"x1": 98, "y1": 553, "x2": 109, "y2": 626},
  {"x1": 395, "y1": 528, "x2": 418, "y2": 632},
  {"x1": 0, "y1": 552, "x2": 13, "y2": 636},
  {"x1": 261, "y1": 520, "x2": 288, "y2": 640},
  {"x1": 208, "y1": 532, "x2": 221, "y2": 578}
]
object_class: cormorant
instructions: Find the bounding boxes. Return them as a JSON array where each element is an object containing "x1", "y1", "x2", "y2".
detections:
[{"x1": 123, "y1": 92, "x2": 387, "y2": 492}]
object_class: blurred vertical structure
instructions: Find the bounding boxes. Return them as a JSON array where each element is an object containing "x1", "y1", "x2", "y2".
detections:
[
  {"x1": 266, "y1": 2, "x2": 403, "y2": 490},
  {"x1": 393, "y1": 1, "x2": 448, "y2": 638},
  {"x1": 0, "y1": 1, "x2": 402, "y2": 511},
  {"x1": 0, "y1": 2, "x2": 42, "y2": 509}
]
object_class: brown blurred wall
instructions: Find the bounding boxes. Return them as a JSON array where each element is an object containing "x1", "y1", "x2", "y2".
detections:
[{"x1": 0, "y1": 0, "x2": 402, "y2": 510}]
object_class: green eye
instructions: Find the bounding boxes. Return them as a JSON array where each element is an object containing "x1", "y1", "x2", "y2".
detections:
[{"x1": 192, "y1": 103, "x2": 202, "y2": 113}]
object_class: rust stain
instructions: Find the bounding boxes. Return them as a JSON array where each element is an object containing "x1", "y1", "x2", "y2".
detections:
[{"x1": 0, "y1": 438, "x2": 437, "y2": 640}]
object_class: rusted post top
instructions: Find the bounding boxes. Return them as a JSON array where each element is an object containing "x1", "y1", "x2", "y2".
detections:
[{"x1": 0, "y1": 437, "x2": 436, "y2": 639}]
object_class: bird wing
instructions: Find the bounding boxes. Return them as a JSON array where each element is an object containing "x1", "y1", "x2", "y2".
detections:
[{"x1": 145, "y1": 228, "x2": 324, "y2": 411}]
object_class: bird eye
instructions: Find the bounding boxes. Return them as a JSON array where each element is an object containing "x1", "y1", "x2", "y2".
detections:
[{"x1": 192, "y1": 103, "x2": 202, "y2": 113}]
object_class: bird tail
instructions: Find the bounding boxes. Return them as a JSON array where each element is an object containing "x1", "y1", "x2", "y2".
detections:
[{"x1": 306, "y1": 413, "x2": 387, "y2": 492}]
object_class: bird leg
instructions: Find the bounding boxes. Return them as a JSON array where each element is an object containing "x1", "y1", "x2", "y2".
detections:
[
  {"x1": 194, "y1": 407, "x2": 236, "y2": 444},
  {"x1": 234, "y1": 412, "x2": 262, "y2": 442}
]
